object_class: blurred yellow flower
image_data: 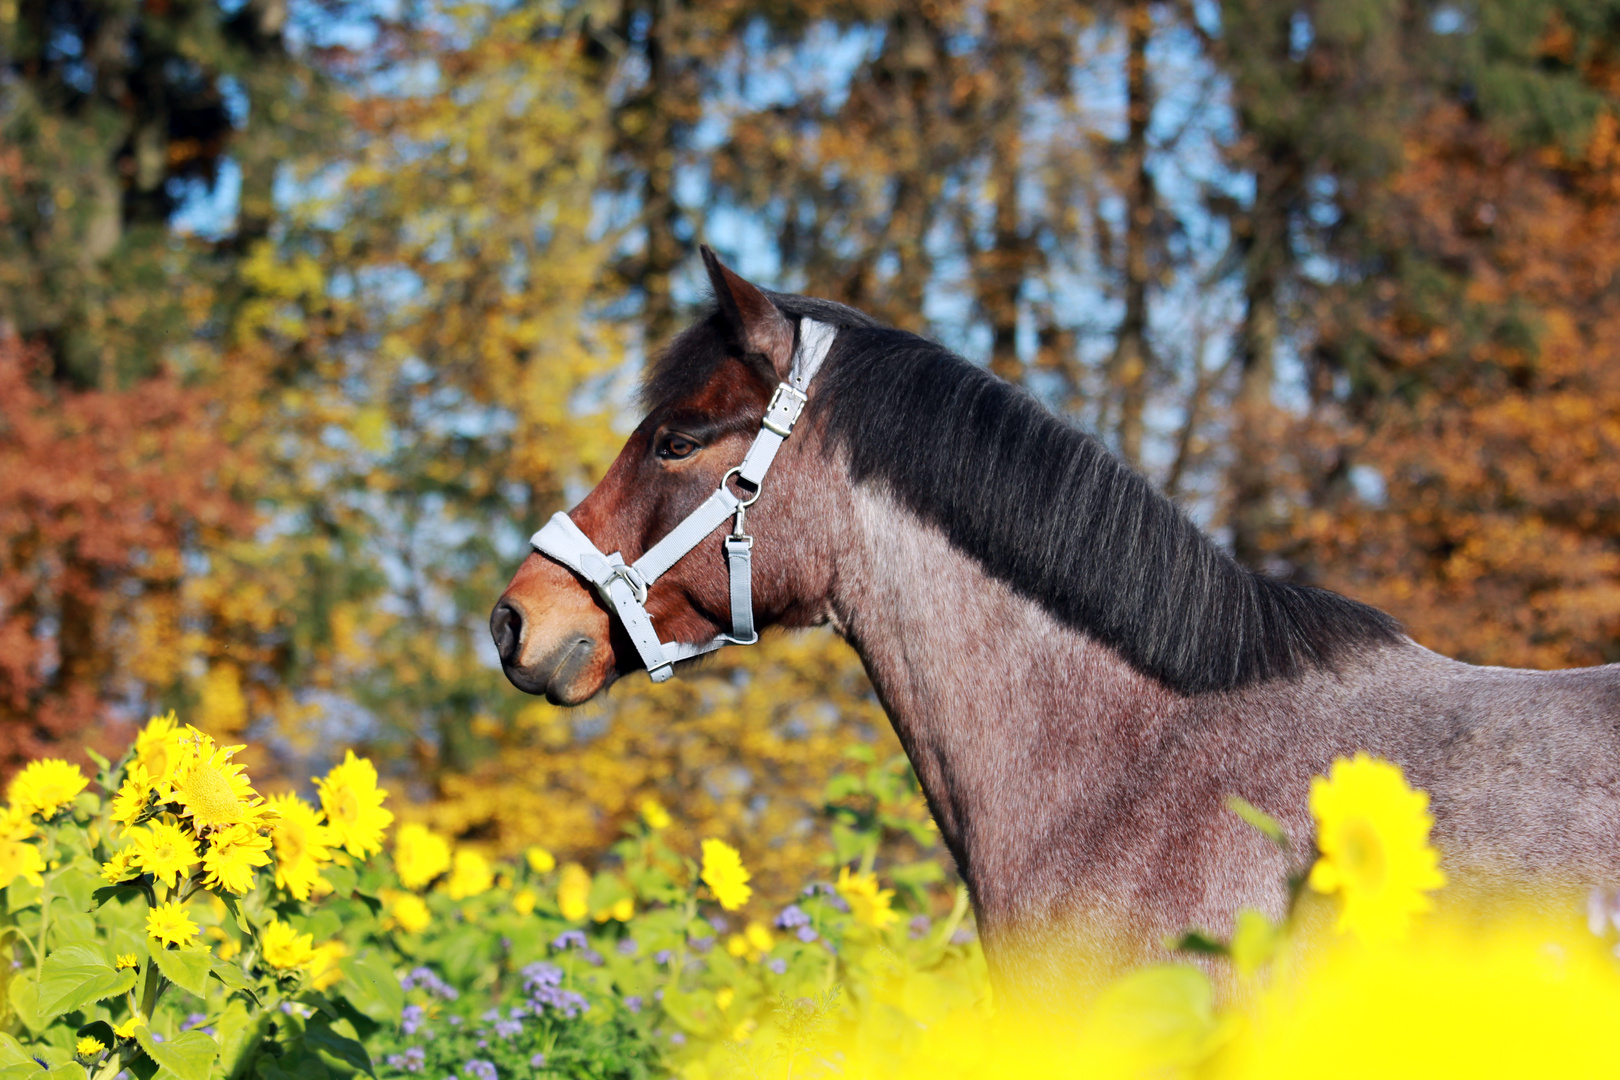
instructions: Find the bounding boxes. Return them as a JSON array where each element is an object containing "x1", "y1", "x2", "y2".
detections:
[
  {"x1": 309, "y1": 940, "x2": 349, "y2": 991},
  {"x1": 170, "y1": 728, "x2": 266, "y2": 832},
  {"x1": 746, "y1": 921, "x2": 775, "y2": 954},
  {"x1": 524, "y1": 846, "x2": 556, "y2": 874},
  {"x1": 387, "y1": 891, "x2": 432, "y2": 934},
  {"x1": 75, "y1": 1036, "x2": 105, "y2": 1057},
  {"x1": 146, "y1": 901, "x2": 198, "y2": 948},
  {"x1": 394, "y1": 823, "x2": 452, "y2": 890},
  {"x1": 115, "y1": 954, "x2": 139, "y2": 970},
  {"x1": 513, "y1": 888, "x2": 537, "y2": 916},
  {"x1": 130, "y1": 820, "x2": 199, "y2": 889},
  {"x1": 202, "y1": 823, "x2": 272, "y2": 895},
  {"x1": 315, "y1": 751, "x2": 393, "y2": 857},
  {"x1": 701, "y1": 839, "x2": 752, "y2": 911},
  {"x1": 639, "y1": 798, "x2": 671, "y2": 831},
  {"x1": 836, "y1": 867, "x2": 898, "y2": 930},
  {"x1": 0, "y1": 804, "x2": 33, "y2": 840},
  {"x1": 207, "y1": 925, "x2": 241, "y2": 961},
  {"x1": 7, "y1": 759, "x2": 87, "y2": 820},
  {"x1": 444, "y1": 849, "x2": 493, "y2": 900},
  {"x1": 134, "y1": 711, "x2": 185, "y2": 783},
  {"x1": 1308, "y1": 753, "x2": 1446, "y2": 943},
  {"x1": 0, "y1": 836, "x2": 45, "y2": 890},
  {"x1": 262, "y1": 918, "x2": 316, "y2": 970},
  {"x1": 557, "y1": 863, "x2": 591, "y2": 921},
  {"x1": 715, "y1": 986, "x2": 735, "y2": 1012},
  {"x1": 112, "y1": 1015, "x2": 143, "y2": 1040},
  {"x1": 110, "y1": 763, "x2": 168, "y2": 829},
  {"x1": 726, "y1": 933, "x2": 749, "y2": 958},
  {"x1": 1230, "y1": 908, "x2": 1281, "y2": 977},
  {"x1": 267, "y1": 792, "x2": 333, "y2": 901}
]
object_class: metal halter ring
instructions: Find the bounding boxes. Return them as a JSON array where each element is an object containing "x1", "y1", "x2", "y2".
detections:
[
  {"x1": 721, "y1": 466, "x2": 764, "y2": 508},
  {"x1": 608, "y1": 563, "x2": 649, "y2": 605}
]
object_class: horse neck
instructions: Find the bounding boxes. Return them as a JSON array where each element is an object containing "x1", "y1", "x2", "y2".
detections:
[{"x1": 826, "y1": 481, "x2": 1182, "y2": 900}]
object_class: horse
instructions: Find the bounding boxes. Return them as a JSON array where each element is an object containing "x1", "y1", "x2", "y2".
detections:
[{"x1": 491, "y1": 247, "x2": 1620, "y2": 1001}]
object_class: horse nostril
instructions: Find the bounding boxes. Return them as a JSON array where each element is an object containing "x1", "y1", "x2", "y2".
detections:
[{"x1": 490, "y1": 601, "x2": 524, "y2": 666}]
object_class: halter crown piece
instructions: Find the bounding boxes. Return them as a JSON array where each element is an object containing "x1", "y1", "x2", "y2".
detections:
[{"x1": 529, "y1": 318, "x2": 839, "y2": 682}]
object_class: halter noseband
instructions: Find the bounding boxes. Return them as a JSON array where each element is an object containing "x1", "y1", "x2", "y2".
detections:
[{"x1": 528, "y1": 318, "x2": 838, "y2": 683}]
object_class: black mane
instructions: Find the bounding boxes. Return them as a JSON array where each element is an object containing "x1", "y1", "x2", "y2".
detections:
[{"x1": 645, "y1": 294, "x2": 1404, "y2": 695}]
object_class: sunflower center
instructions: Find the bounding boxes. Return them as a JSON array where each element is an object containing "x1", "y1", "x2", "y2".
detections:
[
  {"x1": 1340, "y1": 817, "x2": 1387, "y2": 892},
  {"x1": 279, "y1": 822, "x2": 307, "y2": 862},
  {"x1": 182, "y1": 767, "x2": 243, "y2": 826}
]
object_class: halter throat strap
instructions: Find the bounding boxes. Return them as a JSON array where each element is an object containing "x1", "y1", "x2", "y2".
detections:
[{"x1": 529, "y1": 317, "x2": 838, "y2": 682}]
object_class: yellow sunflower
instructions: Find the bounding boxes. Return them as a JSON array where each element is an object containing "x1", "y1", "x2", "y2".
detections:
[
  {"x1": 262, "y1": 919, "x2": 316, "y2": 970},
  {"x1": 169, "y1": 727, "x2": 268, "y2": 833},
  {"x1": 266, "y1": 793, "x2": 333, "y2": 901},
  {"x1": 134, "y1": 711, "x2": 186, "y2": 783},
  {"x1": 202, "y1": 824, "x2": 272, "y2": 895},
  {"x1": 1308, "y1": 753, "x2": 1448, "y2": 943},
  {"x1": 130, "y1": 820, "x2": 200, "y2": 889},
  {"x1": 525, "y1": 846, "x2": 556, "y2": 874},
  {"x1": 100, "y1": 847, "x2": 142, "y2": 885},
  {"x1": 393, "y1": 823, "x2": 452, "y2": 890},
  {"x1": 111, "y1": 763, "x2": 169, "y2": 830},
  {"x1": 443, "y1": 849, "x2": 492, "y2": 900},
  {"x1": 8, "y1": 759, "x2": 88, "y2": 820},
  {"x1": 314, "y1": 751, "x2": 393, "y2": 858},
  {"x1": 700, "y1": 839, "x2": 753, "y2": 911},
  {"x1": 112, "y1": 1014, "x2": 144, "y2": 1040},
  {"x1": 146, "y1": 900, "x2": 199, "y2": 948},
  {"x1": 385, "y1": 891, "x2": 432, "y2": 934},
  {"x1": 0, "y1": 836, "x2": 45, "y2": 890},
  {"x1": 75, "y1": 1036, "x2": 106, "y2": 1058},
  {"x1": 308, "y1": 940, "x2": 348, "y2": 991},
  {"x1": 557, "y1": 863, "x2": 591, "y2": 921},
  {"x1": 836, "y1": 867, "x2": 899, "y2": 930},
  {"x1": 0, "y1": 803, "x2": 35, "y2": 840}
]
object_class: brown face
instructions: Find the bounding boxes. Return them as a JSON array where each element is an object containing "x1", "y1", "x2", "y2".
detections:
[
  {"x1": 490, "y1": 250, "x2": 802, "y2": 705},
  {"x1": 489, "y1": 352, "x2": 774, "y2": 703}
]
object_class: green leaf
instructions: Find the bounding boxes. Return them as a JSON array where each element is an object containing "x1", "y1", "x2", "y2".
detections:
[
  {"x1": 0, "y1": 1064, "x2": 43, "y2": 1080},
  {"x1": 208, "y1": 958, "x2": 258, "y2": 1002},
  {"x1": 302, "y1": 1018, "x2": 373, "y2": 1078},
  {"x1": 38, "y1": 945, "x2": 137, "y2": 1021},
  {"x1": 149, "y1": 945, "x2": 212, "y2": 999},
  {"x1": 1163, "y1": 930, "x2": 1230, "y2": 957},
  {"x1": 212, "y1": 999, "x2": 264, "y2": 1080},
  {"x1": 45, "y1": 1063, "x2": 86, "y2": 1080},
  {"x1": 0, "y1": 1034, "x2": 33, "y2": 1068},
  {"x1": 218, "y1": 895, "x2": 252, "y2": 935},
  {"x1": 133, "y1": 1029, "x2": 217, "y2": 1080},
  {"x1": 90, "y1": 885, "x2": 146, "y2": 910},
  {"x1": 1224, "y1": 796, "x2": 1290, "y2": 850},
  {"x1": 54, "y1": 867, "x2": 97, "y2": 914},
  {"x1": 336, "y1": 952, "x2": 401, "y2": 1023},
  {"x1": 319, "y1": 864, "x2": 357, "y2": 897},
  {"x1": 8, "y1": 971, "x2": 41, "y2": 1033}
]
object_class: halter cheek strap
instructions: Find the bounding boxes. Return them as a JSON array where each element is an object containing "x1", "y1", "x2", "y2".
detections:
[{"x1": 528, "y1": 317, "x2": 838, "y2": 683}]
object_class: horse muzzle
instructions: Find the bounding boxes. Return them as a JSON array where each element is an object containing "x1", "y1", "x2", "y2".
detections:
[{"x1": 491, "y1": 553, "x2": 617, "y2": 705}]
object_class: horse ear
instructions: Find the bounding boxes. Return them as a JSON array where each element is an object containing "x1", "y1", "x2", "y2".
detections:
[{"x1": 701, "y1": 245, "x2": 794, "y2": 381}]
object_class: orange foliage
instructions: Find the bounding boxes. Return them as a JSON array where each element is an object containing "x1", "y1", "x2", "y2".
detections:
[
  {"x1": 0, "y1": 336, "x2": 249, "y2": 769},
  {"x1": 1289, "y1": 104, "x2": 1620, "y2": 669}
]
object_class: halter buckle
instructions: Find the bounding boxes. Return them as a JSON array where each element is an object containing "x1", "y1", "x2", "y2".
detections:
[
  {"x1": 608, "y1": 563, "x2": 649, "y2": 605},
  {"x1": 761, "y1": 382, "x2": 808, "y2": 437}
]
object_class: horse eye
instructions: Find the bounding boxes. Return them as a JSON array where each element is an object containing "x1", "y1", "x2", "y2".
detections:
[{"x1": 658, "y1": 434, "x2": 698, "y2": 460}]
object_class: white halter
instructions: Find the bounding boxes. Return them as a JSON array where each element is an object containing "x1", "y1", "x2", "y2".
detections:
[{"x1": 528, "y1": 318, "x2": 838, "y2": 683}]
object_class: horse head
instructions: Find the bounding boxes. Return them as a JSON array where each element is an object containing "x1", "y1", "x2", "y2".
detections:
[{"x1": 490, "y1": 250, "x2": 851, "y2": 704}]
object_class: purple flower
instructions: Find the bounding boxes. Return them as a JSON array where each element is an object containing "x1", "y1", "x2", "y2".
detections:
[
  {"x1": 401, "y1": 967, "x2": 459, "y2": 1001},
  {"x1": 181, "y1": 1013, "x2": 207, "y2": 1032},
  {"x1": 521, "y1": 962, "x2": 564, "y2": 991},
  {"x1": 616, "y1": 938, "x2": 638, "y2": 956},
  {"x1": 669, "y1": 1032, "x2": 686, "y2": 1046},
  {"x1": 495, "y1": 1019, "x2": 523, "y2": 1038},
  {"x1": 624, "y1": 995, "x2": 642, "y2": 1014},
  {"x1": 951, "y1": 926, "x2": 975, "y2": 945},
  {"x1": 795, "y1": 926, "x2": 817, "y2": 943},
  {"x1": 402, "y1": 1004, "x2": 426, "y2": 1036},
  {"x1": 767, "y1": 958, "x2": 787, "y2": 975},
  {"x1": 528, "y1": 1054, "x2": 546, "y2": 1069},
  {"x1": 581, "y1": 949, "x2": 604, "y2": 967},
  {"x1": 774, "y1": 904, "x2": 810, "y2": 930},
  {"x1": 909, "y1": 915, "x2": 932, "y2": 940},
  {"x1": 708, "y1": 915, "x2": 728, "y2": 935},
  {"x1": 464, "y1": 1059, "x2": 497, "y2": 1080},
  {"x1": 551, "y1": 930, "x2": 587, "y2": 952},
  {"x1": 653, "y1": 950, "x2": 672, "y2": 965},
  {"x1": 448, "y1": 1016, "x2": 464, "y2": 1027},
  {"x1": 481, "y1": 1009, "x2": 501, "y2": 1022},
  {"x1": 689, "y1": 936, "x2": 713, "y2": 954},
  {"x1": 403, "y1": 1047, "x2": 426, "y2": 1073}
]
